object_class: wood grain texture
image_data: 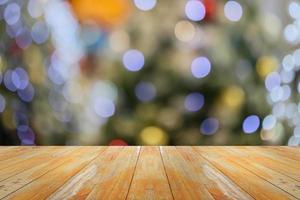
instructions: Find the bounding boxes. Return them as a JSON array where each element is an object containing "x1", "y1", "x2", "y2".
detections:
[{"x1": 0, "y1": 146, "x2": 298, "y2": 200}]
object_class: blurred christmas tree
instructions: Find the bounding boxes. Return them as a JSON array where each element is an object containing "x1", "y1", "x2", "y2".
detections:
[{"x1": 0, "y1": 0, "x2": 296, "y2": 145}]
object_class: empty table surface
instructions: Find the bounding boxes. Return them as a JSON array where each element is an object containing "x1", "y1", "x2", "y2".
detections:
[{"x1": 0, "y1": 146, "x2": 299, "y2": 200}]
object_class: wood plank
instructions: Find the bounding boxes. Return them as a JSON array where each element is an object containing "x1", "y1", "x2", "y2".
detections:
[
  {"x1": 160, "y1": 146, "x2": 214, "y2": 200},
  {"x1": 241, "y1": 147, "x2": 300, "y2": 171},
  {"x1": 85, "y1": 146, "x2": 140, "y2": 200},
  {"x1": 48, "y1": 146, "x2": 124, "y2": 200},
  {"x1": 265, "y1": 147, "x2": 300, "y2": 162},
  {"x1": 3, "y1": 147, "x2": 105, "y2": 200},
  {"x1": 127, "y1": 146, "x2": 173, "y2": 200},
  {"x1": 230, "y1": 147, "x2": 300, "y2": 181},
  {"x1": 194, "y1": 147, "x2": 297, "y2": 200},
  {"x1": 0, "y1": 147, "x2": 75, "y2": 181},
  {"x1": 175, "y1": 146, "x2": 253, "y2": 200},
  {"x1": 0, "y1": 147, "x2": 29, "y2": 161},
  {"x1": 215, "y1": 147, "x2": 300, "y2": 198},
  {"x1": 0, "y1": 147, "x2": 58, "y2": 170}
]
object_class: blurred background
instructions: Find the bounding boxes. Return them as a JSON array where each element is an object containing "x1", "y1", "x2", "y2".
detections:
[{"x1": 0, "y1": 0, "x2": 300, "y2": 146}]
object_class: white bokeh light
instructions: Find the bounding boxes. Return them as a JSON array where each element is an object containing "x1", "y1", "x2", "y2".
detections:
[{"x1": 224, "y1": 1, "x2": 243, "y2": 22}]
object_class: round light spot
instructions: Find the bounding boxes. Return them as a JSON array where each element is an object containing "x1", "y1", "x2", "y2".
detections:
[
  {"x1": 31, "y1": 21, "x2": 49, "y2": 44},
  {"x1": 191, "y1": 57, "x2": 211, "y2": 78},
  {"x1": 135, "y1": 81, "x2": 156, "y2": 102},
  {"x1": 139, "y1": 126, "x2": 168, "y2": 145},
  {"x1": 134, "y1": 0, "x2": 157, "y2": 11},
  {"x1": 17, "y1": 83, "x2": 35, "y2": 102},
  {"x1": 265, "y1": 72, "x2": 281, "y2": 92},
  {"x1": 200, "y1": 118, "x2": 219, "y2": 135},
  {"x1": 284, "y1": 24, "x2": 299, "y2": 43},
  {"x1": 262, "y1": 115, "x2": 276, "y2": 130},
  {"x1": 174, "y1": 20, "x2": 195, "y2": 42},
  {"x1": 185, "y1": 0, "x2": 206, "y2": 21},
  {"x1": 11, "y1": 67, "x2": 29, "y2": 90},
  {"x1": 289, "y1": 2, "x2": 300, "y2": 19},
  {"x1": 4, "y1": 70, "x2": 17, "y2": 92},
  {"x1": 94, "y1": 97, "x2": 115, "y2": 118},
  {"x1": 109, "y1": 30, "x2": 129, "y2": 52},
  {"x1": 243, "y1": 115, "x2": 260, "y2": 134},
  {"x1": 222, "y1": 86, "x2": 244, "y2": 108},
  {"x1": 184, "y1": 92, "x2": 204, "y2": 112},
  {"x1": 122, "y1": 49, "x2": 145, "y2": 72},
  {"x1": 0, "y1": 94, "x2": 6, "y2": 113},
  {"x1": 27, "y1": 0, "x2": 44, "y2": 18},
  {"x1": 16, "y1": 29, "x2": 32, "y2": 49},
  {"x1": 282, "y1": 54, "x2": 295, "y2": 71},
  {"x1": 17, "y1": 125, "x2": 35, "y2": 145},
  {"x1": 224, "y1": 1, "x2": 243, "y2": 22},
  {"x1": 109, "y1": 139, "x2": 128, "y2": 146},
  {"x1": 4, "y1": 3, "x2": 20, "y2": 25}
]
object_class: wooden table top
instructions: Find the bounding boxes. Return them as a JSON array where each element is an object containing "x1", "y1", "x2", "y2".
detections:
[{"x1": 0, "y1": 146, "x2": 299, "y2": 200}]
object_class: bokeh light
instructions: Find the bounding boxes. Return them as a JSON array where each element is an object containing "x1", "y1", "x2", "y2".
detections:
[
  {"x1": 17, "y1": 125, "x2": 35, "y2": 145},
  {"x1": 109, "y1": 139, "x2": 128, "y2": 146},
  {"x1": 289, "y1": 1, "x2": 300, "y2": 19},
  {"x1": 0, "y1": 94, "x2": 6, "y2": 113},
  {"x1": 191, "y1": 57, "x2": 211, "y2": 78},
  {"x1": 135, "y1": 81, "x2": 156, "y2": 102},
  {"x1": 139, "y1": 126, "x2": 168, "y2": 145},
  {"x1": 31, "y1": 21, "x2": 49, "y2": 44},
  {"x1": 4, "y1": 3, "x2": 20, "y2": 25},
  {"x1": 11, "y1": 67, "x2": 29, "y2": 90},
  {"x1": 265, "y1": 72, "x2": 281, "y2": 92},
  {"x1": 134, "y1": 0, "x2": 157, "y2": 11},
  {"x1": 185, "y1": 0, "x2": 206, "y2": 22},
  {"x1": 174, "y1": 20, "x2": 195, "y2": 42},
  {"x1": 122, "y1": 49, "x2": 145, "y2": 72},
  {"x1": 262, "y1": 115, "x2": 276, "y2": 130},
  {"x1": 222, "y1": 86, "x2": 244, "y2": 108},
  {"x1": 17, "y1": 83, "x2": 35, "y2": 102},
  {"x1": 93, "y1": 97, "x2": 115, "y2": 118},
  {"x1": 184, "y1": 92, "x2": 204, "y2": 112},
  {"x1": 243, "y1": 115, "x2": 260, "y2": 134},
  {"x1": 224, "y1": 1, "x2": 243, "y2": 22},
  {"x1": 200, "y1": 118, "x2": 219, "y2": 135}
]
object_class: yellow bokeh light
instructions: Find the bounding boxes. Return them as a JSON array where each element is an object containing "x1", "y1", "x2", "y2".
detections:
[
  {"x1": 139, "y1": 126, "x2": 168, "y2": 145},
  {"x1": 222, "y1": 85, "x2": 245, "y2": 108},
  {"x1": 174, "y1": 20, "x2": 196, "y2": 42},
  {"x1": 256, "y1": 56, "x2": 278, "y2": 78}
]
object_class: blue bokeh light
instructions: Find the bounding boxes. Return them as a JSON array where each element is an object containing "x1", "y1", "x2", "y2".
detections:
[
  {"x1": 185, "y1": 0, "x2": 206, "y2": 21},
  {"x1": 265, "y1": 72, "x2": 281, "y2": 92},
  {"x1": 4, "y1": 3, "x2": 20, "y2": 25},
  {"x1": 94, "y1": 97, "x2": 115, "y2": 118},
  {"x1": 135, "y1": 81, "x2": 156, "y2": 102},
  {"x1": 224, "y1": 1, "x2": 243, "y2": 22},
  {"x1": 31, "y1": 21, "x2": 49, "y2": 44},
  {"x1": 243, "y1": 115, "x2": 260, "y2": 134},
  {"x1": 0, "y1": 94, "x2": 6, "y2": 113},
  {"x1": 11, "y1": 67, "x2": 29, "y2": 90},
  {"x1": 17, "y1": 83, "x2": 35, "y2": 102},
  {"x1": 200, "y1": 118, "x2": 219, "y2": 135},
  {"x1": 191, "y1": 57, "x2": 211, "y2": 78},
  {"x1": 122, "y1": 49, "x2": 145, "y2": 72},
  {"x1": 184, "y1": 92, "x2": 204, "y2": 112},
  {"x1": 134, "y1": 0, "x2": 157, "y2": 11}
]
